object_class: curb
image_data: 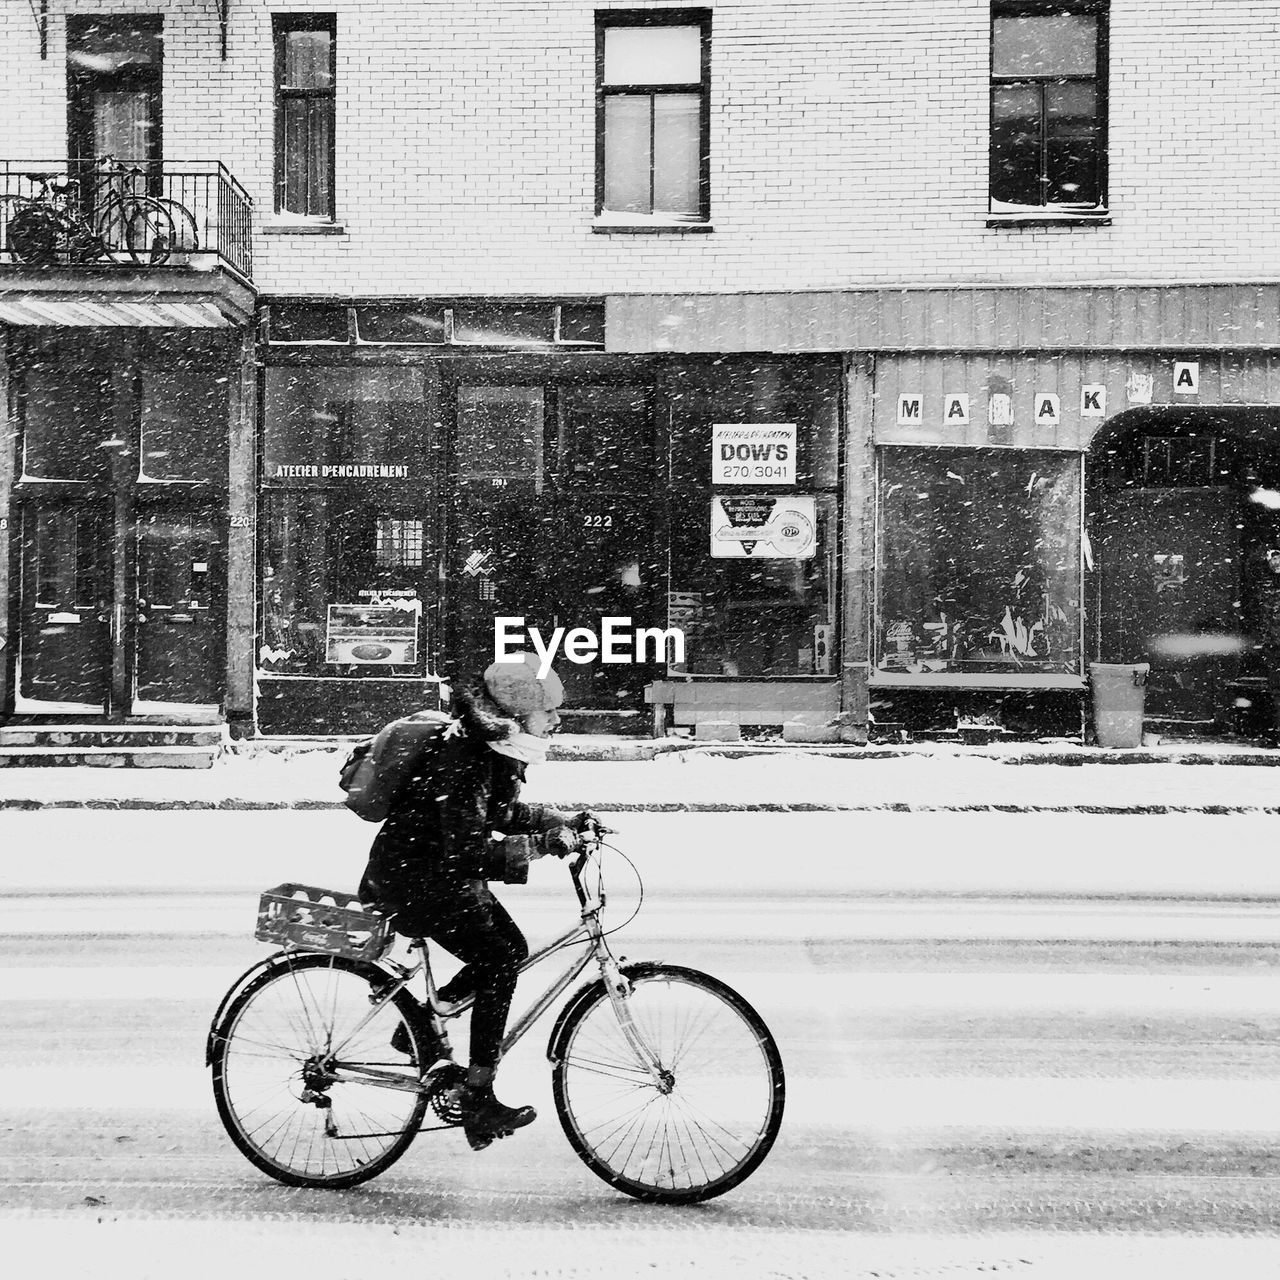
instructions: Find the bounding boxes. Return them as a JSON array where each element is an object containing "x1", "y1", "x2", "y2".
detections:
[
  {"x1": 4, "y1": 797, "x2": 1280, "y2": 814},
  {"x1": 230, "y1": 737, "x2": 1280, "y2": 766}
]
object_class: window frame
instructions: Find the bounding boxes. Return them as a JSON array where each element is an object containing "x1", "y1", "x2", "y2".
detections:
[
  {"x1": 988, "y1": 0, "x2": 1109, "y2": 222},
  {"x1": 272, "y1": 12, "x2": 337, "y2": 220},
  {"x1": 595, "y1": 8, "x2": 712, "y2": 224}
]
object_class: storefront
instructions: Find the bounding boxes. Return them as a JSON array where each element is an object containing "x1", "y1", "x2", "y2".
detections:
[
  {"x1": 871, "y1": 352, "x2": 1280, "y2": 735},
  {"x1": 611, "y1": 285, "x2": 1280, "y2": 741},
  {"x1": 254, "y1": 300, "x2": 844, "y2": 736},
  {"x1": 255, "y1": 299, "x2": 674, "y2": 734}
]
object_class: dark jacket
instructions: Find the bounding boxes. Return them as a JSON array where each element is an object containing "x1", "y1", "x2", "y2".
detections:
[{"x1": 357, "y1": 686, "x2": 567, "y2": 918}]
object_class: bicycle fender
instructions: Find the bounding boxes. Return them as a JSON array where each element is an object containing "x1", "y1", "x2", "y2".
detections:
[
  {"x1": 204, "y1": 950, "x2": 399, "y2": 1066},
  {"x1": 544, "y1": 960, "x2": 668, "y2": 1067}
]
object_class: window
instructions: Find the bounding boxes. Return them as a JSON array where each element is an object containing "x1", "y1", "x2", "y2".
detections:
[
  {"x1": 67, "y1": 16, "x2": 162, "y2": 172},
  {"x1": 273, "y1": 15, "x2": 335, "y2": 218},
  {"x1": 456, "y1": 386, "x2": 545, "y2": 487},
  {"x1": 375, "y1": 518, "x2": 424, "y2": 568},
  {"x1": 596, "y1": 11, "x2": 710, "y2": 222},
  {"x1": 666, "y1": 360, "x2": 841, "y2": 678},
  {"x1": 262, "y1": 367, "x2": 426, "y2": 478},
  {"x1": 878, "y1": 449, "x2": 1082, "y2": 674},
  {"x1": 990, "y1": 2, "x2": 1106, "y2": 215}
]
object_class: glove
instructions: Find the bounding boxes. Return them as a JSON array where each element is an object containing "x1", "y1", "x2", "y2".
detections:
[
  {"x1": 543, "y1": 826, "x2": 581, "y2": 859},
  {"x1": 569, "y1": 810, "x2": 599, "y2": 835}
]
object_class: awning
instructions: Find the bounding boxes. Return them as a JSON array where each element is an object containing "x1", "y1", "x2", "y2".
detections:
[{"x1": 0, "y1": 296, "x2": 233, "y2": 327}]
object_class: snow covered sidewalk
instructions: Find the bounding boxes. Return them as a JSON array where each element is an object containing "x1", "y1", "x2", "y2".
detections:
[{"x1": 1, "y1": 739, "x2": 1280, "y2": 812}]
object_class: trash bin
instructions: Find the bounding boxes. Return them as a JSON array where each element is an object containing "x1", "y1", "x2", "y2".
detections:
[{"x1": 1088, "y1": 662, "x2": 1150, "y2": 748}]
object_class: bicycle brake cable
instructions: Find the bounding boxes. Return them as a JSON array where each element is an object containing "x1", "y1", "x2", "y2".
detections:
[{"x1": 595, "y1": 840, "x2": 644, "y2": 939}]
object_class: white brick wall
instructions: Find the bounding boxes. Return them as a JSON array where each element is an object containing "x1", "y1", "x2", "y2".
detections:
[{"x1": 2, "y1": 1, "x2": 1277, "y2": 297}]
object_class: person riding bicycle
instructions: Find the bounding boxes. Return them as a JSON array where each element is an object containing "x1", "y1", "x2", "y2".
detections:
[{"x1": 357, "y1": 652, "x2": 584, "y2": 1151}]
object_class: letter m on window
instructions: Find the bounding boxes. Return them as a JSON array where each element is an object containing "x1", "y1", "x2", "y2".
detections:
[{"x1": 897, "y1": 395, "x2": 923, "y2": 425}]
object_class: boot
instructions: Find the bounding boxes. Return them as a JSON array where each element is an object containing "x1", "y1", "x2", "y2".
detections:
[{"x1": 457, "y1": 1071, "x2": 536, "y2": 1151}]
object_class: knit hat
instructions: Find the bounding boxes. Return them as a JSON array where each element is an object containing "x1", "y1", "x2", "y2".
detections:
[{"x1": 483, "y1": 653, "x2": 564, "y2": 720}]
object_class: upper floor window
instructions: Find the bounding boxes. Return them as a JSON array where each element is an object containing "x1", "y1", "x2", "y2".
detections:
[
  {"x1": 273, "y1": 14, "x2": 336, "y2": 218},
  {"x1": 596, "y1": 11, "x2": 710, "y2": 223},
  {"x1": 990, "y1": 2, "x2": 1107, "y2": 217}
]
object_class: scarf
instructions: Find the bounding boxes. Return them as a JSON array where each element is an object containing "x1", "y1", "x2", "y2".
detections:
[{"x1": 488, "y1": 731, "x2": 549, "y2": 767}]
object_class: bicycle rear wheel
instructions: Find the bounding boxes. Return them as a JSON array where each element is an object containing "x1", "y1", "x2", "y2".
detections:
[
  {"x1": 550, "y1": 962, "x2": 785, "y2": 1204},
  {"x1": 123, "y1": 198, "x2": 175, "y2": 264},
  {"x1": 6, "y1": 203, "x2": 64, "y2": 265},
  {"x1": 210, "y1": 952, "x2": 430, "y2": 1188}
]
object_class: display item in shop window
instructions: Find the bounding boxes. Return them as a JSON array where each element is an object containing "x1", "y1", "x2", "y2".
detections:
[
  {"x1": 357, "y1": 653, "x2": 591, "y2": 1151},
  {"x1": 326, "y1": 602, "x2": 419, "y2": 665},
  {"x1": 1151, "y1": 553, "x2": 1188, "y2": 596},
  {"x1": 710, "y1": 495, "x2": 817, "y2": 559}
]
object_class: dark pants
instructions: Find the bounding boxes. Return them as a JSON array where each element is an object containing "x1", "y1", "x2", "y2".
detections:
[{"x1": 404, "y1": 883, "x2": 529, "y2": 1071}]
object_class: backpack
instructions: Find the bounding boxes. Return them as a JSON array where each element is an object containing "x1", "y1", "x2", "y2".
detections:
[{"x1": 339, "y1": 709, "x2": 455, "y2": 823}]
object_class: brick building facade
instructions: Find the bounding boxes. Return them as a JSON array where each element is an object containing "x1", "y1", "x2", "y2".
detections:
[{"x1": 2, "y1": 2, "x2": 1279, "y2": 739}]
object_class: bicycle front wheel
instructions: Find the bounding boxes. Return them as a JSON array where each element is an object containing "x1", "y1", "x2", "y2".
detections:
[
  {"x1": 550, "y1": 962, "x2": 785, "y2": 1204},
  {"x1": 210, "y1": 952, "x2": 430, "y2": 1188},
  {"x1": 123, "y1": 199, "x2": 175, "y2": 264}
]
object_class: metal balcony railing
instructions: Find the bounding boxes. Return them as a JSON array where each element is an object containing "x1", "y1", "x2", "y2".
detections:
[{"x1": 0, "y1": 158, "x2": 253, "y2": 279}]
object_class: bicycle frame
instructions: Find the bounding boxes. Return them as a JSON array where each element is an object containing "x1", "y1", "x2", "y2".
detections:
[{"x1": 317, "y1": 846, "x2": 666, "y2": 1095}]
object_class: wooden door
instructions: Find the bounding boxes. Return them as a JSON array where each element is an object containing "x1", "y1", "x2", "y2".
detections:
[{"x1": 19, "y1": 505, "x2": 112, "y2": 709}]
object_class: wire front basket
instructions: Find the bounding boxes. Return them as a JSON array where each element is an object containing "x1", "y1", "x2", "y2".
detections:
[{"x1": 255, "y1": 883, "x2": 391, "y2": 961}]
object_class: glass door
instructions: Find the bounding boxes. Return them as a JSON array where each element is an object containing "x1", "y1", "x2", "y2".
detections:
[{"x1": 134, "y1": 509, "x2": 224, "y2": 708}]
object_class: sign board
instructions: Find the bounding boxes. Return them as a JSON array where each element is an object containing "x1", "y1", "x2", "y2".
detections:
[
  {"x1": 325, "y1": 602, "x2": 418, "y2": 664},
  {"x1": 710, "y1": 495, "x2": 816, "y2": 559},
  {"x1": 271, "y1": 463, "x2": 410, "y2": 480},
  {"x1": 712, "y1": 424, "x2": 795, "y2": 485}
]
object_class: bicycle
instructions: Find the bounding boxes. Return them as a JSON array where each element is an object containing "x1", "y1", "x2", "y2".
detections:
[
  {"x1": 205, "y1": 822, "x2": 785, "y2": 1204},
  {"x1": 3, "y1": 158, "x2": 193, "y2": 266}
]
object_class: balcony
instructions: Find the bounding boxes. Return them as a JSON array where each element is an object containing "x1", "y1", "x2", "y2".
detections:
[{"x1": 0, "y1": 159, "x2": 255, "y2": 329}]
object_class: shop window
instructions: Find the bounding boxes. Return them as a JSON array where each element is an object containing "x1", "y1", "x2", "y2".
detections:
[
  {"x1": 990, "y1": 2, "x2": 1107, "y2": 215},
  {"x1": 269, "y1": 305, "x2": 349, "y2": 344},
  {"x1": 597, "y1": 11, "x2": 710, "y2": 221},
  {"x1": 672, "y1": 496, "x2": 837, "y2": 677},
  {"x1": 878, "y1": 449, "x2": 1082, "y2": 675},
  {"x1": 559, "y1": 386, "x2": 651, "y2": 488},
  {"x1": 666, "y1": 360, "x2": 841, "y2": 677},
  {"x1": 140, "y1": 369, "x2": 228, "y2": 484},
  {"x1": 262, "y1": 367, "x2": 426, "y2": 479},
  {"x1": 376, "y1": 517, "x2": 424, "y2": 568},
  {"x1": 457, "y1": 386, "x2": 544, "y2": 487},
  {"x1": 559, "y1": 304, "x2": 606, "y2": 345},
  {"x1": 261, "y1": 492, "x2": 427, "y2": 676},
  {"x1": 21, "y1": 367, "x2": 114, "y2": 483},
  {"x1": 453, "y1": 305, "x2": 554, "y2": 347},
  {"x1": 355, "y1": 306, "x2": 447, "y2": 345},
  {"x1": 274, "y1": 14, "x2": 336, "y2": 218}
]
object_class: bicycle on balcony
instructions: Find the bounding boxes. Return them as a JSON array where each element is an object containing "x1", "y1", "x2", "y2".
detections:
[{"x1": 2, "y1": 156, "x2": 198, "y2": 267}]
